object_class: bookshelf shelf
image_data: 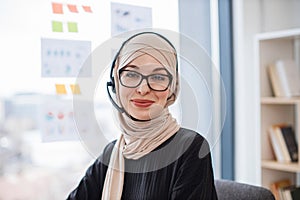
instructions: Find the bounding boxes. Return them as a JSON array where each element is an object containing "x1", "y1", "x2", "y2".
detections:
[
  {"x1": 261, "y1": 97, "x2": 300, "y2": 105},
  {"x1": 262, "y1": 160, "x2": 300, "y2": 173},
  {"x1": 256, "y1": 28, "x2": 300, "y2": 195}
]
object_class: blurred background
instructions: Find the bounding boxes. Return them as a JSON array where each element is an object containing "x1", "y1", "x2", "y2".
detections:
[
  {"x1": 1, "y1": 0, "x2": 300, "y2": 199},
  {"x1": 0, "y1": 0, "x2": 182, "y2": 199}
]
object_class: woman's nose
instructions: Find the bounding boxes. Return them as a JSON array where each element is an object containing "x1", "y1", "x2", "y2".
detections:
[{"x1": 136, "y1": 79, "x2": 150, "y2": 95}]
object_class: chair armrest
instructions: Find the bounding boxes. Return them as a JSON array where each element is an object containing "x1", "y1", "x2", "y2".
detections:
[{"x1": 215, "y1": 179, "x2": 275, "y2": 200}]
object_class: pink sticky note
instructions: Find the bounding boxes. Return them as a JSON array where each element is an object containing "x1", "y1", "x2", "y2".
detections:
[
  {"x1": 52, "y1": 2, "x2": 63, "y2": 14},
  {"x1": 67, "y1": 4, "x2": 78, "y2": 13},
  {"x1": 82, "y1": 5, "x2": 92, "y2": 13}
]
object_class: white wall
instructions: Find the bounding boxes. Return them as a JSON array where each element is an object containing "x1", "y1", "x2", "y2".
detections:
[{"x1": 233, "y1": 0, "x2": 300, "y2": 185}]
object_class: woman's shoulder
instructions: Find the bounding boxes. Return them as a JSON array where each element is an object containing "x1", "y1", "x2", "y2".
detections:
[
  {"x1": 95, "y1": 140, "x2": 116, "y2": 165},
  {"x1": 156, "y1": 127, "x2": 206, "y2": 152},
  {"x1": 176, "y1": 127, "x2": 211, "y2": 158},
  {"x1": 177, "y1": 127, "x2": 206, "y2": 144}
]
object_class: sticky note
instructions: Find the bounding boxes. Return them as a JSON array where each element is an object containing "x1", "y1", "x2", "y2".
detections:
[
  {"x1": 55, "y1": 84, "x2": 67, "y2": 94},
  {"x1": 52, "y1": 2, "x2": 63, "y2": 14},
  {"x1": 82, "y1": 5, "x2": 92, "y2": 13},
  {"x1": 70, "y1": 84, "x2": 81, "y2": 94},
  {"x1": 67, "y1": 4, "x2": 78, "y2": 13},
  {"x1": 67, "y1": 22, "x2": 78, "y2": 32},
  {"x1": 52, "y1": 21, "x2": 63, "y2": 32}
]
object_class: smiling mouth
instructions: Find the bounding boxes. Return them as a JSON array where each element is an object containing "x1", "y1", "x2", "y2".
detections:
[{"x1": 131, "y1": 99, "x2": 155, "y2": 108}]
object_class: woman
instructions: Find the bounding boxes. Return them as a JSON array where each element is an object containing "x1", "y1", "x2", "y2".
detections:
[{"x1": 67, "y1": 31, "x2": 218, "y2": 199}]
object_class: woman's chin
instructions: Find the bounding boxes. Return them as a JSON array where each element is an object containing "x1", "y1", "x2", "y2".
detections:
[
  {"x1": 130, "y1": 113, "x2": 151, "y2": 121},
  {"x1": 127, "y1": 104, "x2": 164, "y2": 120}
]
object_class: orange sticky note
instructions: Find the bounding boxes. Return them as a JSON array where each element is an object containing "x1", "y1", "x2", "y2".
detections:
[
  {"x1": 70, "y1": 84, "x2": 81, "y2": 94},
  {"x1": 52, "y1": 2, "x2": 63, "y2": 14},
  {"x1": 55, "y1": 84, "x2": 67, "y2": 94},
  {"x1": 67, "y1": 4, "x2": 78, "y2": 13},
  {"x1": 82, "y1": 5, "x2": 92, "y2": 13}
]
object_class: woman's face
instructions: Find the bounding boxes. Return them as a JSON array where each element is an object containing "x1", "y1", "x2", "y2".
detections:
[{"x1": 118, "y1": 54, "x2": 171, "y2": 120}]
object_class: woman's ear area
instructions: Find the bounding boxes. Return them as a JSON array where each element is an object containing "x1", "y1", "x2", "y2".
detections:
[{"x1": 166, "y1": 92, "x2": 175, "y2": 104}]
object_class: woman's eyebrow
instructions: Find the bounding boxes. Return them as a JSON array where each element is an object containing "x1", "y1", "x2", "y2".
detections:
[
  {"x1": 152, "y1": 67, "x2": 167, "y2": 72},
  {"x1": 123, "y1": 65, "x2": 139, "y2": 70},
  {"x1": 122, "y1": 65, "x2": 167, "y2": 73}
]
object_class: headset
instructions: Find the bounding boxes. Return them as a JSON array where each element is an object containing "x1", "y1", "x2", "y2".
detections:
[{"x1": 106, "y1": 31, "x2": 178, "y2": 115}]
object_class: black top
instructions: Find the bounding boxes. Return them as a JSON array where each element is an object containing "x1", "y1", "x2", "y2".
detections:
[{"x1": 67, "y1": 128, "x2": 218, "y2": 200}]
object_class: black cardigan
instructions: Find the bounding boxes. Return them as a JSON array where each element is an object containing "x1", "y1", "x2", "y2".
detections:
[{"x1": 67, "y1": 128, "x2": 218, "y2": 200}]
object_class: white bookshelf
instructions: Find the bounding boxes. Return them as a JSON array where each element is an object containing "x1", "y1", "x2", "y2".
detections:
[{"x1": 255, "y1": 28, "x2": 300, "y2": 192}]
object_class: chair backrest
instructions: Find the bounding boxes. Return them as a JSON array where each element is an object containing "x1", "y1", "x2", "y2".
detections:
[{"x1": 215, "y1": 179, "x2": 275, "y2": 200}]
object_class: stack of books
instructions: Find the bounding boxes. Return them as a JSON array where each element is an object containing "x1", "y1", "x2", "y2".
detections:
[
  {"x1": 271, "y1": 179, "x2": 300, "y2": 200},
  {"x1": 268, "y1": 124, "x2": 298, "y2": 163}
]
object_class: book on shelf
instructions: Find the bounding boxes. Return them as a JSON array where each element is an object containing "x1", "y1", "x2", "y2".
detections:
[
  {"x1": 281, "y1": 126, "x2": 298, "y2": 162},
  {"x1": 269, "y1": 124, "x2": 291, "y2": 162},
  {"x1": 279, "y1": 185, "x2": 300, "y2": 200},
  {"x1": 269, "y1": 125, "x2": 287, "y2": 162},
  {"x1": 268, "y1": 124, "x2": 298, "y2": 163},
  {"x1": 270, "y1": 179, "x2": 292, "y2": 200},
  {"x1": 267, "y1": 59, "x2": 300, "y2": 97},
  {"x1": 290, "y1": 187, "x2": 300, "y2": 200}
]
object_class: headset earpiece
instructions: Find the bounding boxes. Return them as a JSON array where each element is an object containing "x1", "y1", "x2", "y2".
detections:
[
  {"x1": 111, "y1": 78, "x2": 116, "y2": 93},
  {"x1": 109, "y1": 65, "x2": 116, "y2": 94}
]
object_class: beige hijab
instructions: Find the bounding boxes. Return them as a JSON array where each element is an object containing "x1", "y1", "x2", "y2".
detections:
[{"x1": 102, "y1": 32, "x2": 180, "y2": 200}]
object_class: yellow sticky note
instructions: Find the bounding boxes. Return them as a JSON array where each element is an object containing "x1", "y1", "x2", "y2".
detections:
[
  {"x1": 55, "y1": 84, "x2": 67, "y2": 94},
  {"x1": 52, "y1": 21, "x2": 63, "y2": 32},
  {"x1": 67, "y1": 22, "x2": 78, "y2": 32},
  {"x1": 70, "y1": 84, "x2": 81, "y2": 94}
]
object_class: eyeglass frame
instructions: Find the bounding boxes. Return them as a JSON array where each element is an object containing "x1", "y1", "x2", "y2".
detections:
[{"x1": 118, "y1": 66, "x2": 173, "y2": 92}]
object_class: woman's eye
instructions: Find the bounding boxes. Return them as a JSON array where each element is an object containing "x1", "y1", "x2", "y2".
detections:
[
  {"x1": 125, "y1": 72, "x2": 139, "y2": 78},
  {"x1": 151, "y1": 74, "x2": 166, "y2": 81}
]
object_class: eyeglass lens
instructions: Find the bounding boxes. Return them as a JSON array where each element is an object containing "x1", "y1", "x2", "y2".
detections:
[{"x1": 119, "y1": 70, "x2": 171, "y2": 91}]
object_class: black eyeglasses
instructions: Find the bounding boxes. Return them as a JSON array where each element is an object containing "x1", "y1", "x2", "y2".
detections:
[{"x1": 119, "y1": 68, "x2": 173, "y2": 91}]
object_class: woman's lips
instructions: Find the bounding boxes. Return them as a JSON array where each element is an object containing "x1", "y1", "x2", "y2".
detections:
[{"x1": 131, "y1": 99, "x2": 155, "y2": 108}]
